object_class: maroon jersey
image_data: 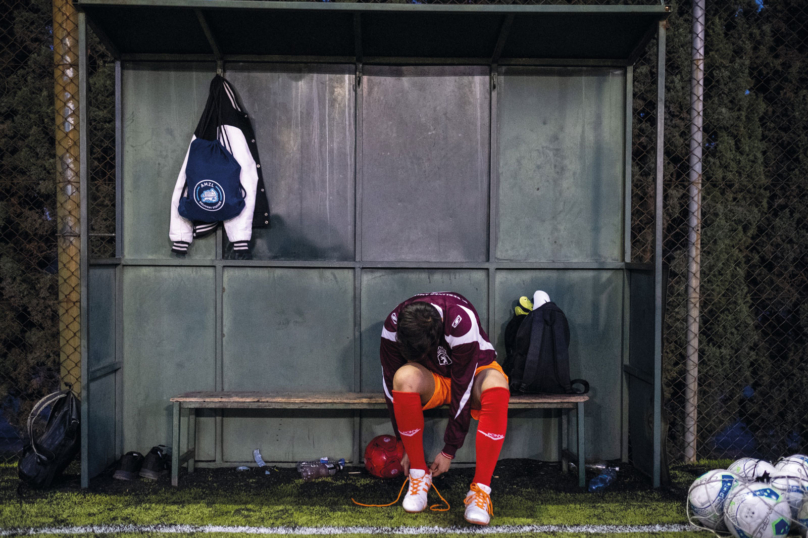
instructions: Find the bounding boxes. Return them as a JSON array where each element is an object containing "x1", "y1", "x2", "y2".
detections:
[{"x1": 380, "y1": 292, "x2": 497, "y2": 457}]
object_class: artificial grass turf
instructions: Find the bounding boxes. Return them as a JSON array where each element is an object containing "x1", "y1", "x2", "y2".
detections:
[{"x1": 0, "y1": 460, "x2": 721, "y2": 533}]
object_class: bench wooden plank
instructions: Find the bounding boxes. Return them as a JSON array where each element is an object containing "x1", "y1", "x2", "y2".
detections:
[
  {"x1": 170, "y1": 391, "x2": 588, "y2": 409},
  {"x1": 170, "y1": 391, "x2": 588, "y2": 487}
]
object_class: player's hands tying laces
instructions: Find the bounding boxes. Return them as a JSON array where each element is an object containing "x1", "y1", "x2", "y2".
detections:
[
  {"x1": 401, "y1": 451, "x2": 451, "y2": 477},
  {"x1": 429, "y1": 452, "x2": 451, "y2": 477}
]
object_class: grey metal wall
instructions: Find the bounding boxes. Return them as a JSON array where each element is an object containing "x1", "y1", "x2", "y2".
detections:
[
  {"x1": 224, "y1": 64, "x2": 356, "y2": 260},
  {"x1": 89, "y1": 61, "x2": 631, "y2": 468},
  {"x1": 87, "y1": 266, "x2": 119, "y2": 476},
  {"x1": 497, "y1": 67, "x2": 626, "y2": 262}
]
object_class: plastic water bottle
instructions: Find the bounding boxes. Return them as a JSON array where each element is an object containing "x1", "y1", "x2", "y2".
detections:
[
  {"x1": 299, "y1": 459, "x2": 345, "y2": 481},
  {"x1": 588, "y1": 467, "x2": 617, "y2": 492},
  {"x1": 296, "y1": 457, "x2": 344, "y2": 473}
]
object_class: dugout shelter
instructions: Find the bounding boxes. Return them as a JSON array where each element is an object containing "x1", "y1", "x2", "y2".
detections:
[{"x1": 76, "y1": 0, "x2": 670, "y2": 488}]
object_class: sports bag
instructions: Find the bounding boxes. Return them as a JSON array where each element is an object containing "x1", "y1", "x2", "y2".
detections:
[
  {"x1": 503, "y1": 302, "x2": 589, "y2": 395},
  {"x1": 18, "y1": 389, "x2": 81, "y2": 489},
  {"x1": 178, "y1": 79, "x2": 245, "y2": 223}
]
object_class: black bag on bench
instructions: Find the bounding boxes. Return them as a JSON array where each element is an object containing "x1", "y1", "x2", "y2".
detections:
[{"x1": 503, "y1": 302, "x2": 589, "y2": 395}]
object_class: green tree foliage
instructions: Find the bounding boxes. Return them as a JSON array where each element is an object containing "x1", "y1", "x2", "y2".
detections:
[
  {"x1": 0, "y1": 0, "x2": 60, "y2": 442},
  {"x1": 0, "y1": 0, "x2": 115, "y2": 448},
  {"x1": 659, "y1": 0, "x2": 807, "y2": 459},
  {"x1": 743, "y1": 0, "x2": 808, "y2": 458}
]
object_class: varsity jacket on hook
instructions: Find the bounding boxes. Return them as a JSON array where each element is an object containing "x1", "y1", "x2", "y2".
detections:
[{"x1": 169, "y1": 75, "x2": 270, "y2": 254}]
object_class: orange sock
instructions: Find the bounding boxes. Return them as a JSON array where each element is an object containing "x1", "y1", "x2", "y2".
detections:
[
  {"x1": 473, "y1": 387, "x2": 509, "y2": 487},
  {"x1": 392, "y1": 391, "x2": 427, "y2": 471}
]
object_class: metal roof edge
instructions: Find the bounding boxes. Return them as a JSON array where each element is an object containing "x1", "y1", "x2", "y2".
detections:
[{"x1": 76, "y1": 0, "x2": 670, "y2": 18}]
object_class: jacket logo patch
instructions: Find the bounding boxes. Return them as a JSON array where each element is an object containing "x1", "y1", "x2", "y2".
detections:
[
  {"x1": 452, "y1": 315, "x2": 462, "y2": 328},
  {"x1": 399, "y1": 429, "x2": 421, "y2": 437},
  {"x1": 194, "y1": 180, "x2": 225, "y2": 211},
  {"x1": 391, "y1": 313, "x2": 398, "y2": 326},
  {"x1": 437, "y1": 346, "x2": 452, "y2": 366},
  {"x1": 478, "y1": 430, "x2": 505, "y2": 441}
]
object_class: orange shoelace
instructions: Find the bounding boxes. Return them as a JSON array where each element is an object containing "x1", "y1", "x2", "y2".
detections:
[
  {"x1": 352, "y1": 475, "x2": 450, "y2": 512},
  {"x1": 464, "y1": 483, "x2": 493, "y2": 516},
  {"x1": 408, "y1": 474, "x2": 428, "y2": 497}
]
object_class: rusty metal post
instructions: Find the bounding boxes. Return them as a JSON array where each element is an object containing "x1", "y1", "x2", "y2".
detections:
[
  {"x1": 53, "y1": 0, "x2": 82, "y2": 394},
  {"x1": 685, "y1": 0, "x2": 705, "y2": 463}
]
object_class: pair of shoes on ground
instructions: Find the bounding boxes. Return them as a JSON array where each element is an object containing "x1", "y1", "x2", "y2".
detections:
[
  {"x1": 113, "y1": 446, "x2": 171, "y2": 481},
  {"x1": 402, "y1": 469, "x2": 493, "y2": 526}
]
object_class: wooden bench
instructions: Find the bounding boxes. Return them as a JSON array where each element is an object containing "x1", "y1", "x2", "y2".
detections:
[{"x1": 170, "y1": 392, "x2": 589, "y2": 488}]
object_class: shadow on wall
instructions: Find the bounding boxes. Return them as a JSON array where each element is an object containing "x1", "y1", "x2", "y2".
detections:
[{"x1": 227, "y1": 214, "x2": 353, "y2": 261}]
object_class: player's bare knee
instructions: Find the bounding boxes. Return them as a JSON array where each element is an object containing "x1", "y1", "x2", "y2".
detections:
[
  {"x1": 393, "y1": 364, "x2": 426, "y2": 393},
  {"x1": 481, "y1": 370, "x2": 509, "y2": 393}
]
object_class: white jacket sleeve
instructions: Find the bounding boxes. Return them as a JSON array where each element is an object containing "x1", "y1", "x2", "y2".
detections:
[
  {"x1": 220, "y1": 125, "x2": 259, "y2": 251},
  {"x1": 169, "y1": 136, "x2": 196, "y2": 254}
]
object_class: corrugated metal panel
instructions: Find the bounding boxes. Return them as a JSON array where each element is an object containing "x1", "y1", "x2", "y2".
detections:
[
  {"x1": 88, "y1": 374, "x2": 116, "y2": 477},
  {"x1": 225, "y1": 64, "x2": 356, "y2": 260},
  {"x1": 361, "y1": 66, "x2": 489, "y2": 262},
  {"x1": 629, "y1": 376, "x2": 654, "y2": 477},
  {"x1": 497, "y1": 67, "x2": 625, "y2": 262},
  {"x1": 88, "y1": 266, "x2": 118, "y2": 476},
  {"x1": 222, "y1": 409, "x2": 354, "y2": 462},
  {"x1": 88, "y1": 266, "x2": 116, "y2": 369},
  {"x1": 122, "y1": 63, "x2": 216, "y2": 259},
  {"x1": 627, "y1": 269, "x2": 656, "y2": 476},
  {"x1": 222, "y1": 268, "x2": 354, "y2": 390},
  {"x1": 122, "y1": 266, "x2": 216, "y2": 459},
  {"x1": 221, "y1": 268, "x2": 354, "y2": 461},
  {"x1": 113, "y1": 62, "x2": 635, "y2": 466},
  {"x1": 494, "y1": 270, "x2": 623, "y2": 461},
  {"x1": 629, "y1": 269, "x2": 655, "y2": 374}
]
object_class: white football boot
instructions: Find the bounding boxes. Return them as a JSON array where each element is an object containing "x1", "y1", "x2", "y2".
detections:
[
  {"x1": 402, "y1": 468, "x2": 432, "y2": 513},
  {"x1": 464, "y1": 482, "x2": 493, "y2": 525}
]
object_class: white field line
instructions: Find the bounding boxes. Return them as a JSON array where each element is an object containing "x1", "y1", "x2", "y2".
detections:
[{"x1": 0, "y1": 524, "x2": 703, "y2": 536}]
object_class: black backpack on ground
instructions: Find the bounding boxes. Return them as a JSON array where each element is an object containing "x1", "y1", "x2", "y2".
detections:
[
  {"x1": 502, "y1": 302, "x2": 589, "y2": 395},
  {"x1": 18, "y1": 389, "x2": 81, "y2": 489}
]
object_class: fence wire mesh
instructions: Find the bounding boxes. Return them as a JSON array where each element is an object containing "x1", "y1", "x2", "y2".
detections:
[
  {"x1": 0, "y1": 0, "x2": 114, "y2": 460},
  {"x1": 0, "y1": 0, "x2": 805, "y2": 466},
  {"x1": 650, "y1": 0, "x2": 808, "y2": 463}
]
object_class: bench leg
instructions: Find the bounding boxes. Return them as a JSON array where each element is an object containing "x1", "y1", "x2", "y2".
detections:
[
  {"x1": 172, "y1": 402, "x2": 180, "y2": 487},
  {"x1": 561, "y1": 410, "x2": 569, "y2": 473},
  {"x1": 188, "y1": 408, "x2": 196, "y2": 473},
  {"x1": 353, "y1": 413, "x2": 361, "y2": 466},
  {"x1": 577, "y1": 401, "x2": 585, "y2": 488}
]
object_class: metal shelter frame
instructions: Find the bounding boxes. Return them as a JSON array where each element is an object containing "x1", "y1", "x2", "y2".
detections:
[{"x1": 77, "y1": 1, "x2": 669, "y2": 488}]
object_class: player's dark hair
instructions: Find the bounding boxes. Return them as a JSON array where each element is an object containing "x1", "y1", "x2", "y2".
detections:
[{"x1": 397, "y1": 303, "x2": 442, "y2": 361}]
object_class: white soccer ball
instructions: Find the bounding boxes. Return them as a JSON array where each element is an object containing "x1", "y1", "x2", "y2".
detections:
[
  {"x1": 729, "y1": 458, "x2": 777, "y2": 482},
  {"x1": 775, "y1": 455, "x2": 808, "y2": 480},
  {"x1": 723, "y1": 482, "x2": 792, "y2": 538},
  {"x1": 688, "y1": 469, "x2": 741, "y2": 530},
  {"x1": 770, "y1": 472, "x2": 808, "y2": 520}
]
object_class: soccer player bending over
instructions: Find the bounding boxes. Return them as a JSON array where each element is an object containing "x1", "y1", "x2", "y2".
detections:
[{"x1": 380, "y1": 292, "x2": 510, "y2": 525}]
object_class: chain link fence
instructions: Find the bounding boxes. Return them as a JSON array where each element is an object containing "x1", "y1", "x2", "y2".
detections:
[
  {"x1": 1, "y1": 0, "x2": 805, "y2": 466},
  {"x1": 651, "y1": 0, "x2": 808, "y2": 462},
  {"x1": 0, "y1": 0, "x2": 114, "y2": 460}
]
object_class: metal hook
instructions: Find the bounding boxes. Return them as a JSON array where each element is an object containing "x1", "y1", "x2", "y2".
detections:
[{"x1": 216, "y1": 59, "x2": 224, "y2": 77}]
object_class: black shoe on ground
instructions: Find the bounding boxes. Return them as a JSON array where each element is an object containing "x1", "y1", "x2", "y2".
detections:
[
  {"x1": 139, "y1": 445, "x2": 170, "y2": 480},
  {"x1": 113, "y1": 451, "x2": 144, "y2": 480}
]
